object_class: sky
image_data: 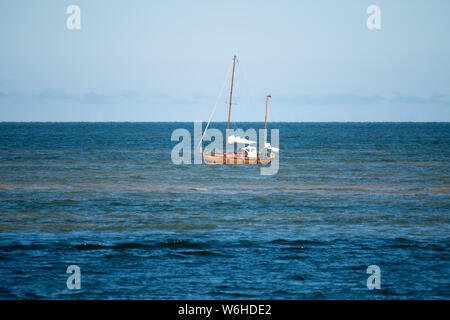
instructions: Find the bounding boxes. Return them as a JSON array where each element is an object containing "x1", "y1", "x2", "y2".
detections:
[{"x1": 0, "y1": 0, "x2": 449, "y2": 121}]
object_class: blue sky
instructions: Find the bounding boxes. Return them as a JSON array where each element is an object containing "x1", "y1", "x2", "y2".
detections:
[{"x1": 0, "y1": 0, "x2": 449, "y2": 121}]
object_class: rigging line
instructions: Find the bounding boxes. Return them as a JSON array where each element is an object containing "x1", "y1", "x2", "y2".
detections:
[{"x1": 196, "y1": 59, "x2": 234, "y2": 151}]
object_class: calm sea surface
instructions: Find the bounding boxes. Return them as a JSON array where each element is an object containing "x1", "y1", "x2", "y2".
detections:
[{"x1": 0, "y1": 122, "x2": 449, "y2": 299}]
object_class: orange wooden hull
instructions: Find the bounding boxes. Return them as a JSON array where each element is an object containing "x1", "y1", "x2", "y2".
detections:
[{"x1": 203, "y1": 153, "x2": 271, "y2": 165}]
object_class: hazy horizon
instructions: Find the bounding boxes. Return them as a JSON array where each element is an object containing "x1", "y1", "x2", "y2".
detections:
[
  {"x1": 1, "y1": 121, "x2": 449, "y2": 124},
  {"x1": 1, "y1": 0, "x2": 449, "y2": 122}
]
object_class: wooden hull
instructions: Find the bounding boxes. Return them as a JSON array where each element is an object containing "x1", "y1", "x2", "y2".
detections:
[{"x1": 203, "y1": 152, "x2": 271, "y2": 165}]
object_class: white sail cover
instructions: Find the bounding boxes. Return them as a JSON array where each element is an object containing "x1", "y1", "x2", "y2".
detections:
[
  {"x1": 264, "y1": 142, "x2": 279, "y2": 152},
  {"x1": 228, "y1": 135, "x2": 256, "y2": 145},
  {"x1": 242, "y1": 146, "x2": 257, "y2": 158}
]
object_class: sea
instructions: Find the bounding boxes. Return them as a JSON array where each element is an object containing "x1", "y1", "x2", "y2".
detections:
[{"x1": 0, "y1": 122, "x2": 448, "y2": 299}]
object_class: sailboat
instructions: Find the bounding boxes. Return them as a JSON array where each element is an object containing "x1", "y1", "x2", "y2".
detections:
[{"x1": 198, "y1": 55, "x2": 279, "y2": 165}]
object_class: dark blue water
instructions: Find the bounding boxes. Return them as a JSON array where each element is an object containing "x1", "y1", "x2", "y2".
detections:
[{"x1": 0, "y1": 122, "x2": 449, "y2": 299}]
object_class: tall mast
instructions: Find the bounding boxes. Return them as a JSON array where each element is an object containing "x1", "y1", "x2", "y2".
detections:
[{"x1": 225, "y1": 55, "x2": 237, "y2": 156}]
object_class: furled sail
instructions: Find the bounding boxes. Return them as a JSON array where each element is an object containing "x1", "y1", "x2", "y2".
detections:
[
  {"x1": 228, "y1": 135, "x2": 256, "y2": 145},
  {"x1": 264, "y1": 142, "x2": 279, "y2": 152}
]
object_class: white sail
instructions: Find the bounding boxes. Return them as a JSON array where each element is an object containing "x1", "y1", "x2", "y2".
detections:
[{"x1": 264, "y1": 142, "x2": 279, "y2": 152}]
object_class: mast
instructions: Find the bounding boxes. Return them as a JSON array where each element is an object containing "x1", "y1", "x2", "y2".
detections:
[
  {"x1": 263, "y1": 94, "x2": 271, "y2": 154},
  {"x1": 225, "y1": 55, "x2": 237, "y2": 157}
]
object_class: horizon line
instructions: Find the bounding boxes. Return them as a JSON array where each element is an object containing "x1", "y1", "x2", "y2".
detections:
[{"x1": 1, "y1": 121, "x2": 449, "y2": 124}]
